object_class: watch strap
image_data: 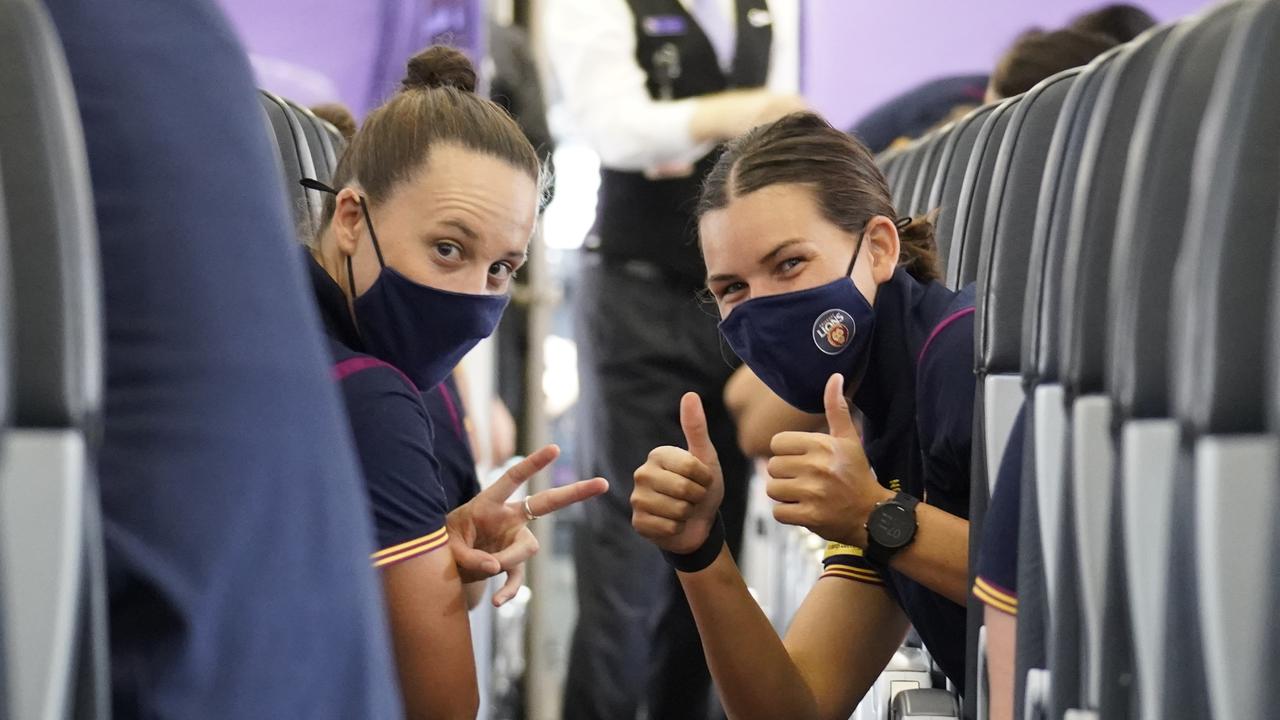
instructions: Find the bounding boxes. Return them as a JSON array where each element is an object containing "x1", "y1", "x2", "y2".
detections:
[{"x1": 864, "y1": 492, "x2": 919, "y2": 566}]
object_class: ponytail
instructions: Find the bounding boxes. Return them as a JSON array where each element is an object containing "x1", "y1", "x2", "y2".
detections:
[{"x1": 895, "y1": 207, "x2": 943, "y2": 284}]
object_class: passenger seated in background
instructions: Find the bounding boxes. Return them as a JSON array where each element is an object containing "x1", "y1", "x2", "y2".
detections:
[
  {"x1": 631, "y1": 112, "x2": 979, "y2": 718},
  {"x1": 1068, "y1": 2, "x2": 1157, "y2": 43},
  {"x1": 972, "y1": 406, "x2": 1028, "y2": 720},
  {"x1": 987, "y1": 27, "x2": 1117, "y2": 101},
  {"x1": 849, "y1": 74, "x2": 989, "y2": 154},
  {"x1": 302, "y1": 46, "x2": 607, "y2": 718},
  {"x1": 312, "y1": 101, "x2": 358, "y2": 139}
]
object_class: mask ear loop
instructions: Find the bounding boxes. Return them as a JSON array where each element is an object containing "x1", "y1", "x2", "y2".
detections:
[
  {"x1": 847, "y1": 230, "x2": 867, "y2": 278},
  {"x1": 692, "y1": 286, "x2": 741, "y2": 371},
  {"x1": 299, "y1": 178, "x2": 388, "y2": 300},
  {"x1": 357, "y1": 196, "x2": 386, "y2": 268},
  {"x1": 346, "y1": 197, "x2": 386, "y2": 302},
  {"x1": 848, "y1": 215, "x2": 907, "y2": 278}
]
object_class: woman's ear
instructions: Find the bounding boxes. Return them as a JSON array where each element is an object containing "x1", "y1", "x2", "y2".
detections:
[
  {"x1": 862, "y1": 215, "x2": 901, "y2": 284},
  {"x1": 331, "y1": 187, "x2": 365, "y2": 259}
]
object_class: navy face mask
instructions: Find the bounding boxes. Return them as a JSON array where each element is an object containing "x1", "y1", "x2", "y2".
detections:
[
  {"x1": 718, "y1": 245, "x2": 873, "y2": 414},
  {"x1": 304, "y1": 179, "x2": 509, "y2": 390}
]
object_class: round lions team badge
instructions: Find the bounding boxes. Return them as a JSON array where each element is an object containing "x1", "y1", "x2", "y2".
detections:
[{"x1": 813, "y1": 309, "x2": 854, "y2": 355}]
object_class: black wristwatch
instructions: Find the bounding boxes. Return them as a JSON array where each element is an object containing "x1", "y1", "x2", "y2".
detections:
[{"x1": 864, "y1": 492, "x2": 920, "y2": 566}]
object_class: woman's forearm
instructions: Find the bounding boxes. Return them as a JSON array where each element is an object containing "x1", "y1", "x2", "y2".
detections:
[
  {"x1": 678, "y1": 546, "x2": 823, "y2": 720},
  {"x1": 887, "y1": 504, "x2": 970, "y2": 605}
]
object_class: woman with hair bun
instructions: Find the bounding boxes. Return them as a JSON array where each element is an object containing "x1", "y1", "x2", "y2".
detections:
[
  {"x1": 629, "y1": 112, "x2": 978, "y2": 718},
  {"x1": 302, "y1": 46, "x2": 607, "y2": 718}
]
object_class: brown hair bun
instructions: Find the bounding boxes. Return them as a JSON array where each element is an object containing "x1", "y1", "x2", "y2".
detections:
[{"x1": 402, "y1": 45, "x2": 477, "y2": 93}]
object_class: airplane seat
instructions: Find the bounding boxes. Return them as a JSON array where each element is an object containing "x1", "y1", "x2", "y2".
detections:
[
  {"x1": 283, "y1": 98, "x2": 339, "y2": 184},
  {"x1": 1053, "y1": 21, "x2": 1175, "y2": 718},
  {"x1": 259, "y1": 90, "x2": 323, "y2": 237},
  {"x1": 906, "y1": 126, "x2": 953, "y2": 217},
  {"x1": 321, "y1": 119, "x2": 347, "y2": 158},
  {"x1": 878, "y1": 149, "x2": 905, "y2": 190},
  {"x1": 963, "y1": 66, "x2": 1078, "y2": 720},
  {"x1": 892, "y1": 139, "x2": 929, "y2": 213},
  {"x1": 1011, "y1": 43, "x2": 1123, "y2": 718},
  {"x1": 0, "y1": 1, "x2": 108, "y2": 718},
  {"x1": 927, "y1": 105, "x2": 996, "y2": 282},
  {"x1": 0, "y1": 144, "x2": 9, "y2": 720},
  {"x1": 37, "y1": 0, "x2": 403, "y2": 714},
  {"x1": 1102, "y1": 7, "x2": 1245, "y2": 720},
  {"x1": 0, "y1": 170, "x2": 7, "y2": 441},
  {"x1": 946, "y1": 98, "x2": 1016, "y2": 289},
  {"x1": 893, "y1": 688, "x2": 960, "y2": 720},
  {"x1": 1166, "y1": 5, "x2": 1280, "y2": 718}
]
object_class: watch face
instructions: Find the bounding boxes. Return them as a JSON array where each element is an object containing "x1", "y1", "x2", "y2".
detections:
[{"x1": 869, "y1": 503, "x2": 915, "y2": 549}]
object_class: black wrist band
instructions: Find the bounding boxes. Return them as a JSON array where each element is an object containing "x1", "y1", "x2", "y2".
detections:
[{"x1": 662, "y1": 513, "x2": 725, "y2": 573}]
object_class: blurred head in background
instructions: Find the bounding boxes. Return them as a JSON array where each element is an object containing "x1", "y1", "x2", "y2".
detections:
[
  {"x1": 1069, "y1": 3, "x2": 1158, "y2": 43},
  {"x1": 987, "y1": 27, "x2": 1117, "y2": 101},
  {"x1": 311, "y1": 102, "x2": 357, "y2": 140}
]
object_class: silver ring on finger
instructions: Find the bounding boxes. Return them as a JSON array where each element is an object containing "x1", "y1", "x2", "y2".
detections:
[{"x1": 523, "y1": 496, "x2": 540, "y2": 521}]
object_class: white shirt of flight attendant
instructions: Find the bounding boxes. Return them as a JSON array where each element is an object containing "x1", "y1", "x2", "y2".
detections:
[{"x1": 542, "y1": 0, "x2": 801, "y2": 174}]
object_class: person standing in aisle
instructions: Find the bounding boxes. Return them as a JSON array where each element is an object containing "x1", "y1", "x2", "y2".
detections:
[{"x1": 542, "y1": 1, "x2": 801, "y2": 718}]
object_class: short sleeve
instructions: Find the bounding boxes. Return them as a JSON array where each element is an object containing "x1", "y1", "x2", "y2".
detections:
[
  {"x1": 338, "y1": 362, "x2": 451, "y2": 568},
  {"x1": 915, "y1": 302, "x2": 977, "y2": 516},
  {"x1": 820, "y1": 542, "x2": 885, "y2": 587},
  {"x1": 973, "y1": 405, "x2": 1027, "y2": 616},
  {"x1": 422, "y1": 380, "x2": 481, "y2": 509}
]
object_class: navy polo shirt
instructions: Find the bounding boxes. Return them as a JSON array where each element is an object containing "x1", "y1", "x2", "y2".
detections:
[
  {"x1": 424, "y1": 375, "x2": 482, "y2": 509},
  {"x1": 820, "y1": 269, "x2": 977, "y2": 693},
  {"x1": 308, "y1": 253, "x2": 452, "y2": 568},
  {"x1": 973, "y1": 404, "x2": 1026, "y2": 616}
]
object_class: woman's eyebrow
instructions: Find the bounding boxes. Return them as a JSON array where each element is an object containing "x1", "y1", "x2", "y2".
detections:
[
  {"x1": 758, "y1": 238, "x2": 804, "y2": 265},
  {"x1": 707, "y1": 239, "x2": 807, "y2": 284},
  {"x1": 440, "y1": 218, "x2": 478, "y2": 239}
]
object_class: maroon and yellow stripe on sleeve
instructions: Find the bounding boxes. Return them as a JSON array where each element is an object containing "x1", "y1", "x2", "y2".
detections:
[
  {"x1": 819, "y1": 541, "x2": 885, "y2": 586},
  {"x1": 371, "y1": 527, "x2": 449, "y2": 569},
  {"x1": 973, "y1": 576, "x2": 1018, "y2": 616}
]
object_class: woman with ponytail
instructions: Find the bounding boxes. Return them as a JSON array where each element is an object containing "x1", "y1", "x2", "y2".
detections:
[
  {"x1": 630, "y1": 112, "x2": 977, "y2": 719},
  {"x1": 301, "y1": 46, "x2": 607, "y2": 718}
]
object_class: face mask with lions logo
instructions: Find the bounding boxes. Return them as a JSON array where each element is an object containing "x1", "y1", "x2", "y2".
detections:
[{"x1": 718, "y1": 250, "x2": 873, "y2": 413}]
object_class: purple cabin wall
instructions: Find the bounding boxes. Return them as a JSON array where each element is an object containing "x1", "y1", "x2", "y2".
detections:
[
  {"x1": 801, "y1": 0, "x2": 1213, "y2": 131},
  {"x1": 215, "y1": 0, "x2": 485, "y2": 118}
]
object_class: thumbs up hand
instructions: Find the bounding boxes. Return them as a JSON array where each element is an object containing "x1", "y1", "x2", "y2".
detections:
[
  {"x1": 631, "y1": 392, "x2": 726, "y2": 554},
  {"x1": 765, "y1": 373, "x2": 894, "y2": 547}
]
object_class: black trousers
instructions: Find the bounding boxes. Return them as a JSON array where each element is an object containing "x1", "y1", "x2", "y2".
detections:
[{"x1": 564, "y1": 257, "x2": 749, "y2": 720}]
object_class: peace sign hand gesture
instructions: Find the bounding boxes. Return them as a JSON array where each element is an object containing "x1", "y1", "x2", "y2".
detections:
[{"x1": 447, "y1": 444, "x2": 608, "y2": 606}]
